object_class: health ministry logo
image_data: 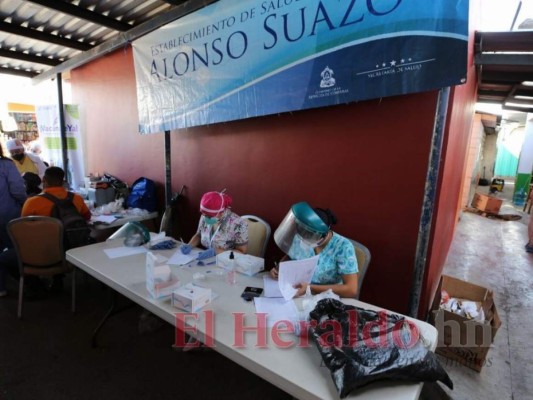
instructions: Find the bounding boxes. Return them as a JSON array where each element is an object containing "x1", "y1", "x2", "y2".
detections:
[
  {"x1": 309, "y1": 65, "x2": 348, "y2": 101},
  {"x1": 320, "y1": 66, "x2": 336, "y2": 88}
]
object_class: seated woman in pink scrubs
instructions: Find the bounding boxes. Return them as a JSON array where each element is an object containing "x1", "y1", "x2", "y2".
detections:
[{"x1": 183, "y1": 191, "x2": 248, "y2": 258}]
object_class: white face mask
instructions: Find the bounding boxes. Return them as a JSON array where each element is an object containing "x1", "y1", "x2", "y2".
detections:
[{"x1": 296, "y1": 234, "x2": 317, "y2": 253}]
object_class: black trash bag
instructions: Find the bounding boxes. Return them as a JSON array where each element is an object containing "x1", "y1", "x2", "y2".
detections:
[{"x1": 308, "y1": 298, "x2": 453, "y2": 398}]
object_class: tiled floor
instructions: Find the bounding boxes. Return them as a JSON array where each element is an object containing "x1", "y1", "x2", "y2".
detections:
[{"x1": 434, "y1": 182, "x2": 533, "y2": 400}]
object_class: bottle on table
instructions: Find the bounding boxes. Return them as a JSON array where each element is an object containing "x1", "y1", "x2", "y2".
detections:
[{"x1": 226, "y1": 251, "x2": 236, "y2": 285}]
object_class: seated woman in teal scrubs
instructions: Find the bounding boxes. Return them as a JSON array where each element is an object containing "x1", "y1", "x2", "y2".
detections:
[{"x1": 270, "y1": 202, "x2": 359, "y2": 298}]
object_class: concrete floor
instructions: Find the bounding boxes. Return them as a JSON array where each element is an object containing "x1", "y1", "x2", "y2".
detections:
[
  {"x1": 1, "y1": 181, "x2": 532, "y2": 400},
  {"x1": 435, "y1": 182, "x2": 533, "y2": 400}
]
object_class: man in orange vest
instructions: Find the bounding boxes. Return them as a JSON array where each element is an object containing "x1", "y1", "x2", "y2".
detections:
[{"x1": 22, "y1": 167, "x2": 91, "y2": 292}]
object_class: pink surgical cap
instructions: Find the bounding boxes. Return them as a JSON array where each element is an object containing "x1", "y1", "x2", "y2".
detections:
[{"x1": 199, "y1": 191, "x2": 232, "y2": 216}]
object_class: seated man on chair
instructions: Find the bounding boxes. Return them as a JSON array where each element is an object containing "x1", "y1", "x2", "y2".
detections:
[{"x1": 21, "y1": 167, "x2": 91, "y2": 292}]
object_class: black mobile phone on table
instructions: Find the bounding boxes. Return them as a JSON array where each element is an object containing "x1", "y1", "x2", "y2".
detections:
[{"x1": 241, "y1": 286, "x2": 263, "y2": 302}]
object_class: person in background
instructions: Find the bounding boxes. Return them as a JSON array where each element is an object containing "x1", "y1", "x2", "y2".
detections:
[
  {"x1": 6, "y1": 139, "x2": 46, "y2": 178},
  {"x1": 22, "y1": 172, "x2": 42, "y2": 197},
  {"x1": 22, "y1": 166, "x2": 91, "y2": 220},
  {"x1": 21, "y1": 166, "x2": 91, "y2": 292},
  {"x1": 29, "y1": 141, "x2": 49, "y2": 167},
  {"x1": 181, "y1": 191, "x2": 248, "y2": 258},
  {"x1": 526, "y1": 210, "x2": 533, "y2": 253},
  {"x1": 270, "y1": 202, "x2": 359, "y2": 298},
  {"x1": 0, "y1": 143, "x2": 27, "y2": 297}
]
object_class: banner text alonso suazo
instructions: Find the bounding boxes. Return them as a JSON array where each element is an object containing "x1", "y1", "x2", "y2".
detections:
[{"x1": 149, "y1": 0, "x2": 402, "y2": 81}]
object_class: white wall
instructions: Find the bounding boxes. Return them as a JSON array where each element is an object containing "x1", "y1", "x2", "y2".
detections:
[{"x1": 518, "y1": 114, "x2": 533, "y2": 174}]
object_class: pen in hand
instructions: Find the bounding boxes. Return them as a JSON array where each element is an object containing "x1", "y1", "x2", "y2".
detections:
[{"x1": 271, "y1": 261, "x2": 279, "y2": 279}]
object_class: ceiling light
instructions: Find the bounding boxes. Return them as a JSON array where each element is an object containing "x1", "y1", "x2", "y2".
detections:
[
  {"x1": 504, "y1": 102, "x2": 532, "y2": 108},
  {"x1": 522, "y1": 81, "x2": 533, "y2": 86},
  {"x1": 515, "y1": 96, "x2": 533, "y2": 100}
]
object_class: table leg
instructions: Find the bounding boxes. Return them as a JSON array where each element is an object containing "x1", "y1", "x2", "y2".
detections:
[{"x1": 91, "y1": 289, "x2": 135, "y2": 348}]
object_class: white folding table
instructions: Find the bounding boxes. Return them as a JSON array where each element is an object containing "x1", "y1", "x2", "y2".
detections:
[{"x1": 66, "y1": 239, "x2": 438, "y2": 400}]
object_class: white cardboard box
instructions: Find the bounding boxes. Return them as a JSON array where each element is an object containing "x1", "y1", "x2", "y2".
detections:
[
  {"x1": 146, "y1": 252, "x2": 180, "y2": 299},
  {"x1": 172, "y1": 283, "x2": 212, "y2": 312},
  {"x1": 216, "y1": 251, "x2": 264, "y2": 276}
]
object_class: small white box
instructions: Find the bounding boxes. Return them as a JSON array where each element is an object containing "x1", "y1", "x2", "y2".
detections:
[
  {"x1": 172, "y1": 284, "x2": 212, "y2": 312},
  {"x1": 153, "y1": 265, "x2": 171, "y2": 283},
  {"x1": 216, "y1": 251, "x2": 264, "y2": 276},
  {"x1": 146, "y1": 252, "x2": 180, "y2": 299}
]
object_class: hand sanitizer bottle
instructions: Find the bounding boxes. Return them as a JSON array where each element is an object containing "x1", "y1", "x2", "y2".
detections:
[{"x1": 226, "y1": 251, "x2": 236, "y2": 285}]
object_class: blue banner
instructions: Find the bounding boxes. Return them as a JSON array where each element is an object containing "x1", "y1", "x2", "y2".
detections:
[{"x1": 133, "y1": 0, "x2": 469, "y2": 134}]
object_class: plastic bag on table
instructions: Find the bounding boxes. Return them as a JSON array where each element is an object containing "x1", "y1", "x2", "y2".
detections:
[
  {"x1": 291, "y1": 289, "x2": 340, "y2": 337},
  {"x1": 301, "y1": 288, "x2": 340, "y2": 321},
  {"x1": 308, "y1": 298, "x2": 453, "y2": 398}
]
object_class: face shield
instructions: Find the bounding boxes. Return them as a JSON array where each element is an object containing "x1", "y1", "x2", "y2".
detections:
[
  {"x1": 274, "y1": 202, "x2": 329, "y2": 253},
  {"x1": 295, "y1": 221, "x2": 326, "y2": 244},
  {"x1": 108, "y1": 221, "x2": 150, "y2": 247}
]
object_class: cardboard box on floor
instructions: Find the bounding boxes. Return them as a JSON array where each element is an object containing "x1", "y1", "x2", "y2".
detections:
[
  {"x1": 429, "y1": 275, "x2": 501, "y2": 372},
  {"x1": 472, "y1": 192, "x2": 503, "y2": 214}
]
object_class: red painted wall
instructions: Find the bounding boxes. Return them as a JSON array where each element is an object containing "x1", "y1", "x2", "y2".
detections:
[{"x1": 71, "y1": 26, "x2": 477, "y2": 315}]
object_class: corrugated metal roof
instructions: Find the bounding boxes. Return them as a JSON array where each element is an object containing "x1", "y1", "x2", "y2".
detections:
[
  {"x1": 475, "y1": 30, "x2": 533, "y2": 114},
  {"x1": 0, "y1": 0, "x2": 179, "y2": 77}
]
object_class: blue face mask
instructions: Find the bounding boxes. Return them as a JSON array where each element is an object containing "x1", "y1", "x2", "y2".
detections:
[{"x1": 204, "y1": 216, "x2": 219, "y2": 225}]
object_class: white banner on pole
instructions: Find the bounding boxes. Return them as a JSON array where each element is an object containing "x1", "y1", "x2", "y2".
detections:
[{"x1": 36, "y1": 104, "x2": 85, "y2": 190}]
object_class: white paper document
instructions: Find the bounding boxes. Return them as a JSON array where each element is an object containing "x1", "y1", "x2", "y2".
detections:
[
  {"x1": 167, "y1": 248, "x2": 202, "y2": 266},
  {"x1": 278, "y1": 255, "x2": 319, "y2": 300},
  {"x1": 254, "y1": 297, "x2": 299, "y2": 328},
  {"x1": 263, "y1": 275, "x2": 283, "y2": 298},
  {"x1": 103, "y1": 246, "x2": 148, "y2": 259}
]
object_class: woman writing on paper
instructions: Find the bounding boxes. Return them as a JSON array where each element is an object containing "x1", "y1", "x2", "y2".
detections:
[
  {"x1": 270, "y1": 202, "x2": 358, "y2": 298},
  {"x1": 181, "y1": 191, "x2": 248, "y2": 259}
]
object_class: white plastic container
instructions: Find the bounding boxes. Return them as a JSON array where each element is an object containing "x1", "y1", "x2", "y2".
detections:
[{"x1": 216, "y1": 251, "x2": 264, "y2": 276}]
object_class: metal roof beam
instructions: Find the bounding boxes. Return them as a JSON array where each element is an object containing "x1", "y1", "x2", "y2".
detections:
[
  {"x1": 502, "y1": 105, "x2": 533, "y2": 113},
  {"x1": 477, "y1": 96, "x2": 507, "y2": 103},
  {"x1": 0, "y1": 21, "x2": 92, "y2": 51},
  {"x1": 32, "y1": 0, "x2": 219, "y2": 84},
  {"x1": 0, "y1": 48, "x2": 61, "y2": 66},
  {"x1": 476, "y1": 98, "x2": 505, "y2": 104},
  {"x1": 476, "y1": 31, "x2": 533, "y2": 52},
  {"x1": 482, "y1": 70, "x2": 533, "y2": 83},
  {"x1": 0, "y1": 67, "x2": 38, "y2": 78},
  {"x1": 514, "y1": 88, "x2": 533, "y2": 97},
  {"x1": 502, "y1": 97, "x2": 533, "y2": 106},
  {"x1": 161, "y1": 0, "x2": 189, "y2": 5},
  {"x1": 26, "y1": 0, "x2": 132, "y2": 31},
  {"x1": 478, "y1": 89, "x2": 511, "y2": 97},
  {"x1": 475, "y1": 53, "x2": 533, "y2": 67}
]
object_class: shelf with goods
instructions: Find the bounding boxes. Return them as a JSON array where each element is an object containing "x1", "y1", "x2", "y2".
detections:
[{"x1": 8, "y1": 112, "x2": 39, "y2": 143}]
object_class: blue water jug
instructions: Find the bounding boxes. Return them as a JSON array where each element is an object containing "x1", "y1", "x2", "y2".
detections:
[{"x1": 513, "y1": 188, "x2": 527, "y2": 206}]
